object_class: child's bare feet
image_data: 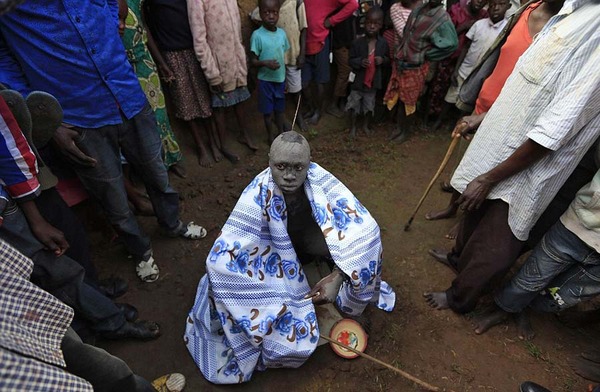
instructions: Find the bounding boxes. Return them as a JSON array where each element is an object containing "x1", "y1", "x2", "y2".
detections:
[
  {"x1": 305, "y1": 110, "x2": 321, "y2": 125},
  {"x1": 197, "y1": 149, "x2": 213, "y2": 168},
  {"x1": 220, "y1": 146, "x2": 239, "y2": 163},
  {"x1": 363, "y1": 126, "x2": 373, "y2": 136},
  {"x1": 446, "y1": 221, "x2": 460, "y2": 240},
  {"x1": 210, "y1": 142, "x2": 223, "y2": 163},
  {"x1": 238, "y1": 132, "x2": 258, "y2": 151},
  {"x1": 425, "y1": 205, "x2": 457, "y2": 220}
]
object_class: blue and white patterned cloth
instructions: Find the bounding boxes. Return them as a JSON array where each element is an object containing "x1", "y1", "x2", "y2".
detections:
[{"x1": 185, "y1": 163, "x2": 395, "y2": 384}]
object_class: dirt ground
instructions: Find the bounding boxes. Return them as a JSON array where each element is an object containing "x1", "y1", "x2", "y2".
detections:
[
  {"x1": 86, "y1": 102, "x2": 600, "y2": 392},
  {"x1": 86, "y1": 3, "x2": 600, "y2": 391}
]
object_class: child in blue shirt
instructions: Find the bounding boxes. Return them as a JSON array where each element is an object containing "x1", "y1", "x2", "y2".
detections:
[{"x1": 250, "y1": 0, "x2": 291, "y2": 143}]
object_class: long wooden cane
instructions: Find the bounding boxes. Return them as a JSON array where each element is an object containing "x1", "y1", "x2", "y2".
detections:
[
  {"x1": 320, "y1": 334, "x2": 441, "y2": 391},
  {"x1": 403, "y1": 122, "x2": 468, "y2": 231}
]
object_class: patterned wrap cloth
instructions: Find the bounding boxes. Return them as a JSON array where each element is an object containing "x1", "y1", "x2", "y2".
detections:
[{"x1": 185, "y1": 163, "x2": 396, "y2": 384}]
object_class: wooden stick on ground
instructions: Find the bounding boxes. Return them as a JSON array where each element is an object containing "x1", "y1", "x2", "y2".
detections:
[
  {"x1": 403, "y1": 122, "x2": 469, "y2": 231},
  {"x1": 320, "y1": 334, "x2": 440, "y2": 391}
]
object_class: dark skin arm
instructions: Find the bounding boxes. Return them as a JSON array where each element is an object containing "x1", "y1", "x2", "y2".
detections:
[
  {"x1": 451, "y1": 39, "x2": 471, "y2": 86},
  {"x1": 456, "y1": 139, "x2": 550, "y2": 211},
  {"x1": 249, "y1": 53, "x2": 280, "y2": 70},
  {"x1": 141, "y1": 5, "x2": 174, "y2": 82},
  {"x1": 20, "y1": 200, "x2": 69, "y2": 256},
  {"x1": 297, "y1": 28, "x2": 306, "y2": 68},
  {"x1": 53, "y1": 125, "x2": 97, "y2": 167}
]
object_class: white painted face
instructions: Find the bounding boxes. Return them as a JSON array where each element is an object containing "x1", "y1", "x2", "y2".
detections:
[{"x1": 269, "y1": 132, "x2": 311, "y2": 195}]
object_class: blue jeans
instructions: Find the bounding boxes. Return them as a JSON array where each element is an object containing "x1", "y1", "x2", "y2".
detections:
[
  {"x1": 0, "y1": 203, "x2": 125, "y2": 332},
  {"x1": 495, "y1": 221, "x2": 600, "y2": 313},
  {"x1": 73, "y1": 103, "x2": 181, "y2": 259}
]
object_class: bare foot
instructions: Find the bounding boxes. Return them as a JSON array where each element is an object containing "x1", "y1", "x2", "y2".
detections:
[
  {"x1": 423, "y1": 292, "x2": 449, "y2": 310},
  {"x1": 516, "y1": 312, "x2": 535, "y2": 340},
  {"x1": 425, "y1": 205, "x2": 458, "y2": 220},
  {"x1": 363, "y1": 126, "x2": 372, "y2": 136},
  {"x1": 238, "y1": 133, "x2": 258, "y2": 151},
  {"x1": 295, "y1": 115, "x2": 309, "y2": 132},
  {"x1": 220, "y1": 146, "x2": 240, "y2": 163},
  {"x1": 326, "y1": 104, "x2": 345, "y2": 119},
  {"x1": 472, "y1": 308, "x2": 509, "y2": 335},
  {"x1": 427, "y1": 249, "x2": 458, "y2": 274},
  {"x1": 446, "y1": 222, "x2": 460, "y2": 240},
  {"x1": 440, "y1": 181, "x2": 453, "y2": 193},
  {"x1": 169, "y1": 163, "x2": 187, "y2": 179},
  {"x1": 210, "y1": 143, "x2": 223, "y2": 163},
  {"x1": 197, "y1": 150, "x2": 213, "y2": 168}
]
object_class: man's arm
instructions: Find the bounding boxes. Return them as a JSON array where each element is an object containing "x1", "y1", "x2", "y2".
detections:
[
  {"x1": 456, "y1": 139, "x2": 549, "y2": 211},
  {"x1": 0, "y1": 29, "x2": 31, "y2": 95},
  {"x1": 326, "y1": 0, "x2": 358, "y2": 28}
]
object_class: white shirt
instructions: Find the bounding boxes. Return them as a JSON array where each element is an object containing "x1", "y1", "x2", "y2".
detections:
[
  {"x1": 458, "y1": 17, "x2": 508, "y2": 79},
  {"x1": 451, "y1": 0, "x2": 600, "y2": 241}
]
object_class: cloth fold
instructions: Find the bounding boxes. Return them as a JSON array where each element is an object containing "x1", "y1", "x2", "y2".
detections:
[{"x1": 185, "y1": 163, "x2": 395, "y2": 384}]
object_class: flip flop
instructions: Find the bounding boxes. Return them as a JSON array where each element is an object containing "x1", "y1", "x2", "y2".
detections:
[
  {"x1": 151, "y1": 373, "x2": 186, "y2": 392},
  {"x1": 178, "y1": 221, "x2": 207, "y2": 240},
  {"x1": 26, "y1": 91, "x2": 63, "y2": 149},
  {"x1": 136, "y1": 255, "x2": 160, "y2": 283}
]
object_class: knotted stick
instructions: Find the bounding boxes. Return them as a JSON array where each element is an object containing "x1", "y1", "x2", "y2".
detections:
[
  {"x1": 320, "y1": 334, "x2": 440, "y2": 391},
  {"x1": 403, "y1": 122, "x2": 469, "y2": 231}
]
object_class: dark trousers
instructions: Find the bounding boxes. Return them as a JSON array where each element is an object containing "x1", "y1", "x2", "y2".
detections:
[
  {"x1": 72, "y1": 103, "x2": 181, "y2": 260},
  {"x1": 446, "y1": 200, "x2": 524, "y2": 313},
  {"x1": 0, "y1": 204, "x2": 124, "y2": 332},
  {"x1": 62, "y1": 328, "x2": 155, "y2": 392}
]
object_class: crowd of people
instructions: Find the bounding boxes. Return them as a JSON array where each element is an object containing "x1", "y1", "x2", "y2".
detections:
[{"x1": 0, "y1": 0, "x2": 599, "y2": 390}]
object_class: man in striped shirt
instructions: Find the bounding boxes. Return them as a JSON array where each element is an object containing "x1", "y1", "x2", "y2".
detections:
[{"x1": 424, "y1": 0, "x2": 600, "y2": 314}]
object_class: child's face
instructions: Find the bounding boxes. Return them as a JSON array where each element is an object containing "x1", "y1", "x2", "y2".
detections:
[
  {"x1": 260, "y1": 1, "x2": 280, "y2": 31},
  {"x1": 364, "y1": 14, "x2": 383, "y2": 38},
  {"x1": 488, "y1": 0, "x2": 510, "y2": 22}
]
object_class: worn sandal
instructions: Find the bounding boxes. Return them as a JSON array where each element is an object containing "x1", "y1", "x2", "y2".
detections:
[
  {"x1": 26, "y1": 91, "x2": 63, "y2": 149},
  {"x1": 151, "y1": 373, "x2": 186, "y2": 392},
  {"x1": 136, "y1": 256, "x2": 160, "y2": 283},
  {"x1": 178, "y1": 221, "x2": 207, "y2": 240}
]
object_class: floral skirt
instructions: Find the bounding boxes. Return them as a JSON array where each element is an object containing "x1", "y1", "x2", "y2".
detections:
[{"x1": 163, "y1": 49, "x2": 212, "y2": 121}]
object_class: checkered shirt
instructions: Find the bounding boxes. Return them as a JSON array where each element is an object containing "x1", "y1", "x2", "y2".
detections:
[{"x1": 0, "y1": 239, "x2": 92, "y2": 391}]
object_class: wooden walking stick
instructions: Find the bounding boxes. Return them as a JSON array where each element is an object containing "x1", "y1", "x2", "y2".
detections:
[
  {"x1": 320, "y1": 334, "x2": 441, "y2": 391},
  {"x1": 403, "y1": 122, "x2": 469, "y2": 231}
]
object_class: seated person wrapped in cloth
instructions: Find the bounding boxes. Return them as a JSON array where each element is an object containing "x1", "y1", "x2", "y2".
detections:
[{"x1": 185, "y1": 131, "x2": 395, "y2": 384}]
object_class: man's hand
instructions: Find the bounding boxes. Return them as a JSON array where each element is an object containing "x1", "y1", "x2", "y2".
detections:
[
  {"x1": 264, "y1": 59, "x2": 281, "y2": 70},
  {"x1": 296, "y1": 54, "x2": 305, "y2": 69},
  {"x1": 374, "y1": 56, "x2": 383, "y2": 65},
  {"x1": 452, "y1": 112, "x2": 487, "y2": 140},
  {"x1": 455, "y1": 174, "x2": 494, "y2": 211},
  {"x1": 32, "y1": 221, "x2": 69, "y2": 256},
  {"x1": 305, "y1": 268, "x2": 345, "y2": 305},
  {"x1": 361, "y1": 58, "x2": 371, "y2": 68},
  {"x1": 324, "y1": 17, "x2": 332, "y2": 29},
  {"x1": 53, "y1": 125, "x2": 97, "y2": 167}
]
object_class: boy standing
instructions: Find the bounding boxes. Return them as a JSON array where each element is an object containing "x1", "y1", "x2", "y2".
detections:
[
  {"x1": 346, "y1": 7, "x2": 389, "y2": 138},
  {"x1": 251, "y1": 0, "x2": 291, "y2": 143}
]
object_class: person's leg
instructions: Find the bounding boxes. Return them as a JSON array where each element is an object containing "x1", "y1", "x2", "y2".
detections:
[
  {"x1": 118, "y1": 104, "x2": 181, "y2": 235},
  {"x1": 306, "y1": 38, "x2": 331, "y2": 125},
  {"x1": 425, "y1": 190, "x2": 460, "y2": 220},
  {"x1": 329, "y1": 46, "x2": 351, "y2": 118},
  {"x1": 68, "y1": 124, "x2": 153, "y2": 261},
  {"x1": 62, "y1": 327, "x2": 156, "y2": 392},
  {"x1": 390, "y1": 103, "x2": 409, "y2": 143},
  {"x1": 206, "y1": 117, "x2": 223, "y2": 162},
  {"x1": 425, "y1": 200, "x2": 524, "y2": 312},
  {"x1": 123, "y1": 165, "x2": 155, "y2": 216},
  {"x1": 349, "y1": 111, "x2": 358, "y2": 139},
  {"x1": 264, "y1": 113, "x2": 277, "y2": 144},
  {"x1": 188, "y1": 118, "x2": 214, "y2": 167},
  {"x1": 233, "y1": 102, "x2": 258, "y2": 150},
  {"x1": 212, "y1": 107, "x2": 240, "y2": 163}
]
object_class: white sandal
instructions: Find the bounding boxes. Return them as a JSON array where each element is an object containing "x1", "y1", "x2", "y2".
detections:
[
  {"x1": 179, "y1": 221, "x2": 207, "y2": 240},
  {"x1": 136, "y1": 256, "x2": 159, "y2": 283}
]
